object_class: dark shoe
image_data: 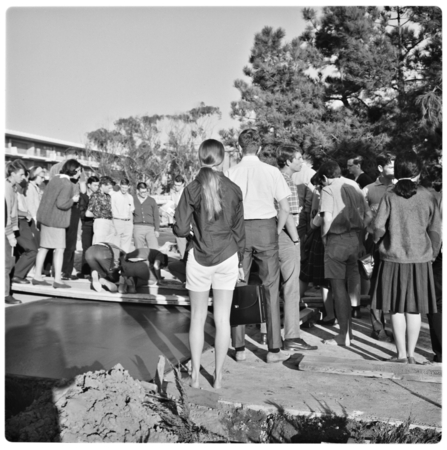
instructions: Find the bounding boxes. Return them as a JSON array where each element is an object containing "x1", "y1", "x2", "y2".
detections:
[
  {"x1": 12, "y1": 276, "x2": 30, "y2": 284},
  {"x1": 317, "y1": 317, "x2": 337, "y2": 326},
  {"x1": 284, "y1": 338, "x2": 318, "y2": 351},
  {"x1": 32, "y1": 278, "x2": 51, "y2": 287},
  {"x1": 69, "y1": 274, "x2": 79, "y2": 281},
  {"x1": 407, "y1": 356, "x2": 417, "y2": 365},
  {"x1": 5, "y1": 295, "x2": 22, "y2": 305},
  {"x1": 371, "y1": 330, "x2": 393, "y2": 343},
  {"x1": 351, "y1": 306, "x2": 362, "y2": 319},
  {"x1": 53, "y1": 282, "x2": 71, "y2": 289}
]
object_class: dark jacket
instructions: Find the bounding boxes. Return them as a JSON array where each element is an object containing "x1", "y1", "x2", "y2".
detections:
[
  {"x1": 79, "y1": 193, "x2": 94, "y2": 227},
  {"x1": 36, "y1": 175, "x2": 73, "y2": 228},
  {"x1": 173, "y1": 171, "x2": 245, "y2": 267},
  {"x1": 133, "y1": 195, "x2": 160, "y2": 231}
]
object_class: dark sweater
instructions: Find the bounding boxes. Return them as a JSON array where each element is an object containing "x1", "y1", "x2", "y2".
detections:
[
  {"x1": 79, "y1": 193, "x2": 94, "y2": 227},
  {"x1": 37, "y1": 175, "x2": 74, "y2": 228},
  {"x1": 374, "y1": 186, "x2": 442, "y2": 263},
  {"x1": 133, "y1": 195, "x2": 160, "y2": 231}
]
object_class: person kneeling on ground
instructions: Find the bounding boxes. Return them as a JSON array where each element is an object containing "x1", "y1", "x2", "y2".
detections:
[{"x1": 85, "y1": 243, "x2": 168, "y2": 293}]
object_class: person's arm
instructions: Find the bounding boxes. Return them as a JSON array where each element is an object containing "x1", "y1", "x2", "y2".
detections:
[
  {"x1": 56, "y1": 182, "x2": 75, "y2": 210},
  {"x1": 86, "y1": 194, "x2": 97, "y2": 218},
  {"x1": 373, "y1": 195, "x2": 390, "y2": 243},
  {"x1": 232, "y1": 194, "x2": 246, "y2": 267},
  {"x1": 321, "y1": 212, "x2": 333, "y2": 241},
  {"x1": 428, "y1": 197, "x2": 442, "y2": 259},
  {"x1": 172, "y1": 189, "x2": 193, "y2": 238},
  {"x1": 152, "y1": 199, "x2": 160, "y2": 236},
  {"x1": 285, "y1": 214, "x2": 299, "y2": 242},
  {"x1": 302, "y1": 182, "x2": 315, "y2": 235},
  {"x1": 79, "y1": 195, "x2": 88, "y2": 220},
  {"x1": 277, "y1": 197, "x2": 290, "y2": 234}
]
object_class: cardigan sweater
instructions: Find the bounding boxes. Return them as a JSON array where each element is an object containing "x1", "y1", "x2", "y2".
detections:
[
  {"x1": 374, "y1": 186, "x2": 442, "y2": 263},
  {"x1": 5, "y1": 180, "x2": 19, "y2": 237},
  {"x1": 36, "y1": 175, "x2": 74, "y2": 228},
  {"x1": 133, "y1": 195, "x2": 160, "y2": 231}
]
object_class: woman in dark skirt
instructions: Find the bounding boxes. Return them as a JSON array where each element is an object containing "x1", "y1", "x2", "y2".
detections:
[{"x1": 371, "y1": 151, "x2": 442, "y2": 364}]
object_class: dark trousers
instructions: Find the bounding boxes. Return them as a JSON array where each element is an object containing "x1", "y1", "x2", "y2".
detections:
[
  {"x1": 427, "y1": 252, "x2": 442, "y2": 362},
  {"x1": 369, "y1": 249, "x2": 386, "y2": 333},
  {"x1": 62, "y1": 203, "x2": 80, "y2": 276},
  {"x1": 14, "y1": 219, "x2": 38, "y2": 279},
  {"x1": 231, "y1": 218, "x2": 282, "y2": 351},
  {"x1": 81, "y1": 224, "x2": 94, "y2": 275},
  {"x1": 5, "y1": 236, "x2": 15, "y2": 297},
  {"x1": 85, "y1": 245, "x2": 118, "y2": 282}
]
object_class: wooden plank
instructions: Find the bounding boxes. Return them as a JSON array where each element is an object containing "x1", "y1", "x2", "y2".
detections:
[
  {"x1": 12, "y1": 278, "x2": 212, "y2": 306},
  {"x1": 298, "y1": 355, "x2": 442, "y2": 384}
]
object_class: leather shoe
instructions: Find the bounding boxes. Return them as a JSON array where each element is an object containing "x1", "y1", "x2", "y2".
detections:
[
  {"x1": 53, "y1": 282, "x2": 71, "y2": 289},
  {"x1": 371, "y1": 330, "x2": 393, "y2": 343},
  {"x1": 5, "y1": 295, "x2": 22, "y2": 305},
  {"x1": 317, "y1": 317, "x2": 338, "y2": 326},
  {"x1": 351, "y1": 306, "x2": 362, "y2": 319},
  {"x1": 70, "y1": 274, "x2": 79, "y2": 280},
  {"x1": 12, "y1": 276, "x2": 30, "y2": 284},
  {"x1": 284, "y1": 338, "x2": 318, "y2": 351},
  {"x1": 266, "y1": 350, "x2": 291, "y2": 364},
  {"x1": 32, "y1": 278, "x2": 51, "y2": 287},
  {"x1": 235, "y1": 350, "x2": 246, "y2": 362}
]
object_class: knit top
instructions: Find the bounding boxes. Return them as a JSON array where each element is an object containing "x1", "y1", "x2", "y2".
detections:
[
  {"x1": 36, "y1": 175, "x2": 74, "y2": 228},
  {"x1": 374, "y1": 186, "x2": 442, "y2": 263}
]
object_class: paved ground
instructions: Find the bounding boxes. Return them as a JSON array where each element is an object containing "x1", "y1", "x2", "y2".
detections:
[{"x1": 6, "y1": 228, "x2": 442, "y2": 429}]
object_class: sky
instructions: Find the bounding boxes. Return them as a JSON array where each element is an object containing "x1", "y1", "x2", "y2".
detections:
[{"x1": 6, "y1": 5, "x2": 310, "y2": 145}]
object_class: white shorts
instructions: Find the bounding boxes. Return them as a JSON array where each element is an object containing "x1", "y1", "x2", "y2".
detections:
[{"x1": 186, "y1": 249, "x2": 239, "y2": 292}]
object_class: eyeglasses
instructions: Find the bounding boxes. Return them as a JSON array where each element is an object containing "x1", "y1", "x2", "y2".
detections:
[{"x1": 347, "y1": 164, "x2": 354, "y2": 167}]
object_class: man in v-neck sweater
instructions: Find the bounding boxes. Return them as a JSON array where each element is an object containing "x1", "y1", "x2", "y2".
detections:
[{"x1": 133, "y1": 182, "x2": 160, "y2": 250}]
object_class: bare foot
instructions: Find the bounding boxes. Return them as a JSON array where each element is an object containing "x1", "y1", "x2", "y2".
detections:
[
  {"x1": 213, "y1": 373, "x2": 222, "y2": 390},
  {"x1": 190, "y1": 370, "x2": 200, "y2": 389},
  {"x1": 323, "y1": 336, "x2": 351, "y2": 347}
]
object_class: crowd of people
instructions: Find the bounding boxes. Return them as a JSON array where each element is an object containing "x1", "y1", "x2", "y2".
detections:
[
  {"x1": 172, "y1": 129, "x2": 442, "y2": 389},
  {"x1": 4, "y1": 147, "x2": 182, "y2": 302},
  {"x1": 4, "y1": 130, "x2": 442, "y2": 391}
]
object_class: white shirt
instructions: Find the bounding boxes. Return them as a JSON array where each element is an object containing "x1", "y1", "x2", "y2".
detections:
[
  {"x1": 225, "y1": 155, "x2": 291, "y2": 220},
  {"x1": 292, "y1": 163, "x2": 316, "y2": 210},
  {"x1": 110, "y1": 190, "x2": 135, "y2": 219}
]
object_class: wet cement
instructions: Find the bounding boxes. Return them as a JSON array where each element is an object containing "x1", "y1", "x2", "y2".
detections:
[{"x1": 5, "y1": 298, "x2": 214, "y2": 381}]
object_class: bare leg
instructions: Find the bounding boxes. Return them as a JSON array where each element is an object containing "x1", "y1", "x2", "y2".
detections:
[
  {"x1": 390, "y1": 312, "x2": 407, "y2": 359},
  {"x1": 324, "y1": 279, "x2": 351, "y2": 346},
  {"x1": 188, "y1": 290, "x2": 209, "y2": 388},
  {"x1": 212, "y1": 289, "x2": 233, "y2": 389},
  {"x1": 321, "y1": 286, "x2": 335, "y2": 320},
  {"x1": 405, "y1": 313, "x2": 421, "y2": 357},
  {"x1": 53, "y1": 248, "x2": 65, "y2": 284},
  {"x1": 33, "y1": 248, "x2": 49, "y2": 281}
]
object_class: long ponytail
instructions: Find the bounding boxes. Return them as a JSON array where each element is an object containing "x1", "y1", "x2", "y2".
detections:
[{"x1": 196, "y1": 139, "x2": 224, "y2": 221}]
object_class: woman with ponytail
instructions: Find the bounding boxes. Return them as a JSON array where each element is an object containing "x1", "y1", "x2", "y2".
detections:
[
  {"x1": 371, "y1": 151, "x2": 442, "y2": 364},
  {"x1": 173, "y1": 139, "x2": 245, "y2": 389}
]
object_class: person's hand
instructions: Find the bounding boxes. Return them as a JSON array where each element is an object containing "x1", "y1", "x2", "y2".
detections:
[
  {"x1": 72, "y1": 195, "x2": 80, "y2": 203},
  {"x1": 155, "y1": 231, "x2": 160, "y2": 238},
  {"x1": 238, "y1": 267, "x2": 245, "y2": 282},
  {"x1": 7, "y1": 234, "x2": 17, "y2": 247}
]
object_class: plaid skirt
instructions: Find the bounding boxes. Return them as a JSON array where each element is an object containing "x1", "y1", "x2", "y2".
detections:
[
  {"x1": 371, "y1": 260, "x2": 437, "y2": 314},
  {"x1": 299, "y1": 228, "x2": 329, "y2": 288}
]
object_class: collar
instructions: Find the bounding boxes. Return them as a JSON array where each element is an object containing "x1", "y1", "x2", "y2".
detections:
[
  {"x1": 242, "y1": 155, "x2": 260, "y2": 161},
  {"x1": 59, "y1": 174, "x2": 70, "y2": 180}
]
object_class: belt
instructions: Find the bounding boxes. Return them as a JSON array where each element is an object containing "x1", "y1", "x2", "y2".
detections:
[{"x1": 114, "y1": 218, "x2": 131, "y2": 221}]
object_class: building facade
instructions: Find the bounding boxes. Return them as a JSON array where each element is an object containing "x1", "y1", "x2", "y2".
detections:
[{"x1": 5, "y1": 130, "x2": 99, "y2": 176}]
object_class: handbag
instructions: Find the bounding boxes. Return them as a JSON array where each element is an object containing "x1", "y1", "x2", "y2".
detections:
[
  {"x1": 358, "y1": 243, "x2": 375, "y2": 280},
  {"x1": 230, "y1": 284, "x2": 267, "y2": 327}
]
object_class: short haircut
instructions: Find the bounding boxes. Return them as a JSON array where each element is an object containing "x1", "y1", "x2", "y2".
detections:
[
  {"x1": 99, "y1": 175, "x2": 114, "y2": 186},
  {"x1": 120, "y1": 178, "x2": 130, "y2": 186},
  {"x1": 6, "y1": 159, "x2": 25, "y2": 177},
  {"x1": 87, "y1": 176, "x2": 99, "y2": 185},
  {"x1": 28, "y1": 166, "x2": 44, "y2": 181},
  {"x1": 174, "y1": 174, "x2": 185, "y2": 184},
  {"x1": 319, "y1": 159, "x2": 341, "y2": 179},
  {"x1": 238, "y1": 128, "x2": 261, "y2": 154},
  {"x1": 376, "y1": 152, "x2": 396, "y2": 168},
  {"x1": 394, "y1": 151, "x2": 422, "y2": 199},
  {"x1": 60, "y1": 158, "x2": 81, "y2": 177},
  {"x1": 137, "y1": 182, "x2": 148, "y2": 190},
  {"x1": 350, "y1": 155, "x2": 363, "y2": 167},
  {"x1": 276, "y1": 144, "x2": 301, "y2": 168},
  {"x1": 65, "y1": 147, "x2": 79, "y2": 157}
]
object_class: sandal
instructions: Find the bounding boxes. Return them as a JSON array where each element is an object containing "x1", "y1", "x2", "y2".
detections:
[
  {"x1": 384, "y1": 356, "x2": 407, "y2": 363},
  {"x1": 407, "y1": 356, "x2": 417, "y2": 364}
]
